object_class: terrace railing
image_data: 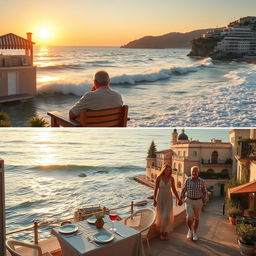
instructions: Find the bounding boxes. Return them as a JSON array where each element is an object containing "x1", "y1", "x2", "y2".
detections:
[{"x1": 6, "y1": 200, "x2": 141, "y2": 244}]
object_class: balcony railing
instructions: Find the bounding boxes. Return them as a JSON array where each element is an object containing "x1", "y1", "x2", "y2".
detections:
[
  {"x1": 172, "y1": 156, "x2": 189, "y2": 160},
  {"x1": 238, "y1": 139, "x2": 256, "y2": 159},
  {"x1": 201, "y1": 161, "x2": 232, "y2": 165}
]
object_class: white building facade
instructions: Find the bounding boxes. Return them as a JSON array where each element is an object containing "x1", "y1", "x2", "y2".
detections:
[{"x1": 146, "y1": 129, "x2": 233, "y2": 195}]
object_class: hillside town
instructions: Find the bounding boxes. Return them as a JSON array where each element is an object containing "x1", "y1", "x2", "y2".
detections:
[{"x1": 189, "y1": 16, "x2": 256, "y2": 59}]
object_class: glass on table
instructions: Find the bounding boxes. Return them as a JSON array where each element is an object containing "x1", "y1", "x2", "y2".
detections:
[{"x1": 109, "y1": 211, "x2": 118, "y2": 232}]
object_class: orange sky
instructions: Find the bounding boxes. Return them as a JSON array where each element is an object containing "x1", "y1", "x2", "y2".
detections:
[{"x1": 1, "y1": 0, "x2": 256, "y2": 46}]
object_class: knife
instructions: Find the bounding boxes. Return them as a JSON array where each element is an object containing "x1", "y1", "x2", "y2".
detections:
[{"x1": 115, "y1": 231, "x2": 126, "y2": 238}]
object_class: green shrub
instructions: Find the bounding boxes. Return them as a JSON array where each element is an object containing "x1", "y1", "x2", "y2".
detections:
[
  {"x1": 237, "y1": 223, "x2": 256, "y2": 245},
  {"x1": 199, "y1": 172, "x2": 229, "y2": 179},
  {"x1": 0, "y1": 112, "x2": 9, "y2": 121},
  {"x1": 0, "y1": 120, "x2": 11, "y2": 127},
  {"x1": 228, "y1": 206, "x2": 243, "y2": 218},
  {"x1": 95, "y1": 212, "x2": 104, "y2": 221},
  {"x1": 28, "y1": 117, "x2": 49, "y2": 127}
]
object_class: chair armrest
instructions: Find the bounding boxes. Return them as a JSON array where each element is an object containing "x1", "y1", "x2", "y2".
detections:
[
  {"x1": 47, "y1": 111, "x2": 81, "y2": 127},
  {"x1": 7, "y1": 240, "x2": 43, "y2": 254}
]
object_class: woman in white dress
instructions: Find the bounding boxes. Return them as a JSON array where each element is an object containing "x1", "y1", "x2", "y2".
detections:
[{"x1": 153, "y1": 164, "x2": 181, "y2": 240}]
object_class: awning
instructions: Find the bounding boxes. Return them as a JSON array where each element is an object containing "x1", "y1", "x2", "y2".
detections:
[
  {"x1": 0, "y1": 33, "x2": 35, "y2": 50},
  {"x1": 228, "y1": 180, "x2": 256, "y2": 198}
]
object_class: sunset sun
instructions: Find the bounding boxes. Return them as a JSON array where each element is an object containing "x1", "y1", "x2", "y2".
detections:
[{"x1": 37, "y1": 27, "x2": 52, "y2": 43}]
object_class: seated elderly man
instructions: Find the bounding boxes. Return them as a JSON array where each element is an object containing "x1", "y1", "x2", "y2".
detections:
[{"x1": 69, "y1": 70, "x2": 123, "y2": 120}]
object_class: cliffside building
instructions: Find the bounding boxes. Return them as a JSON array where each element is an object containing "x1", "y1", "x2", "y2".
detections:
[
  {"x1": 215, "y1": 26, "x2": 256, "y2": 56},
  {"x1": 190, "y1": 16, "x2": 256, "y2": 59}
]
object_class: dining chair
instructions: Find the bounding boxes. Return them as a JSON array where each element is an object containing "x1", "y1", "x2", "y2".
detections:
[
  {"x1": 123, "y1": 208, "x2": 156, "y2": 254},
  {"x1": 6, "y1": 240, "x2": 52, "y2": 256}
]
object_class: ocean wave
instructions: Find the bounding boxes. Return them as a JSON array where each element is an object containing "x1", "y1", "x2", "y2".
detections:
[
  {"x1": 130, "y1": 65, "x2": 256, "y2": 127},
  {"x1": 6, "y1": 200, "x2": 45, "y2": 211},
  {"x1": 36, "y1": 58, "x2": 213, "y2": 95},
  {"x1": 37, "y1": 81, "x2": 92, "y2": 96},
  {"x1": 29, "y1": 164, "x2": 142, "y2": 172},
  {"x1": 110, "y1": 58, "x2": 213, "y2": 85},
  {"x1": 224, "y1": 70, "x2": 251, "y2": 86},
  {"x1": 37, "y1": 64, "x2": 85, "y2": 71},
  {"x1": 29, "y1": 164, "x2": 93, "y2": 171}
]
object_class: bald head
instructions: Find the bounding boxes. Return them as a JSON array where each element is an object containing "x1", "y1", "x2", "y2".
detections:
[{"x1": 94, "y1": 70, "x2": 110, "y2": 87}]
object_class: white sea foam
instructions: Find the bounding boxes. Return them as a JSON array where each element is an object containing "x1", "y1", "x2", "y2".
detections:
[
  {"x1": 37, "y1": 58, "x2": 213, "y2": 95},
  {"x1": 37, "y1": 81, "x2": 92, "y2": 96},
  {"x1": 109, "y1": 58, "x2": 213, "y2": 85},
  {"x1": 130, "y1": 65, "x2": 256, "y2": 127}
]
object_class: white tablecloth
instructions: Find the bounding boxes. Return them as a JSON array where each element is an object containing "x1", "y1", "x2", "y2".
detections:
[{"x1": 52, "y1": 217, "x2": 145, "y2": 256}]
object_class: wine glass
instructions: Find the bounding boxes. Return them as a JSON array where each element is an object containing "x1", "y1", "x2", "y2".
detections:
[{"x1": 109, "y1": 211, "x2": 118, "y2": 232}]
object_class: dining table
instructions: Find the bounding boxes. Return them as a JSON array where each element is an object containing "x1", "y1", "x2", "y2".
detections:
[{"x1": 51, "y1": 216, "x2": 145, "y2": 256}]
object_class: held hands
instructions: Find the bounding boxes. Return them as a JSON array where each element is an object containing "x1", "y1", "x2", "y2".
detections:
[{"x1": 177, "y1": 199, "x2": 183, "y2": 206}]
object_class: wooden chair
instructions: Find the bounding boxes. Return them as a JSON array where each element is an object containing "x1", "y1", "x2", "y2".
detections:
[
  {"x1": 123, "y1": 208, "x2": 156, "y2": 254},
  {"x1": 47, "y1": 105, "x2": 129, "y2": 127},
  {"x1": 6, "y1": 240, "x2": 52, "y2": 256}
]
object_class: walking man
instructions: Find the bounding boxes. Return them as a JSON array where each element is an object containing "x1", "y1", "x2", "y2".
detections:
[{"x1": 178, "y1": 166, "x2": 207, "y2": 241}]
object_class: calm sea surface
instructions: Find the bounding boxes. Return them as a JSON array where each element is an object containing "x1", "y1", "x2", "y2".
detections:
[
  {"x1": 1, "y1": 128, "x2": 229, "y2": 241},
  {"x1": 0, "y1": 46, "x2": 255, "y2": 127}
]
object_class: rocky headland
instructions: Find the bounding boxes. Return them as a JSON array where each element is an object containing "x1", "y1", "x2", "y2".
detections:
[{"x1": 121, "y1": 29, "x2": 213, "y2": 49}]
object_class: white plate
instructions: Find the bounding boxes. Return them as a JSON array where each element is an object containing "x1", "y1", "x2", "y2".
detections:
[
  {"x1": 93, "y1": 232, "x2": 114, "y2": 244},
  {"x1": 59, "y1": 224, "x2": 78, "y2": 234},
  {"x1": 87, "y1": 216, "x2": 97, "y2": 224}
]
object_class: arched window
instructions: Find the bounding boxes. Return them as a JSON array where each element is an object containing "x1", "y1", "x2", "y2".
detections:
[
  {"x1": 178, "y1": 163, "x2": 181, "y2": 173},
  {"x1": 221, "y1": 169, "x2": 228, "y2": 174},
  {"x1": 177, "y1": 181, "x2": 182, "y2": 188},
  {"x1": 207, "y1": 169, "x2": 214, "y2": 173},
  {"x1": 151, "y1": 162, "x2": 154, "y2": 167},
  {"x1": 211, "y1": 151, "x2": 218, "y2": 164}
]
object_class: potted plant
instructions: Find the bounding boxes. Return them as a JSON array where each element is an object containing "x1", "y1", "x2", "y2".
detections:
[
  {"x1": 95, "y1": 213, "x2": 105, "y2": 228},
  {"x1": 244, "y1": 209, "x2": 255, "y2": 218},
  {"x1": 228, "y1": 207, "x2": 242, "y2": 225},
  {"x1": 237, "y1": 223, "x2": 256, "y2": 256}
]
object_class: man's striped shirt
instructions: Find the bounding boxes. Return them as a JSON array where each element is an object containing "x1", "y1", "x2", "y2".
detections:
[{"x1": 180, "y1": 177, "x2": 207, "y2": 201}]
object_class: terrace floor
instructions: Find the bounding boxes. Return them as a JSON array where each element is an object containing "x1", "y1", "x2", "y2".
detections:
[{"x1": 148, "y1": 197, "x2": 240, "y2": 256}]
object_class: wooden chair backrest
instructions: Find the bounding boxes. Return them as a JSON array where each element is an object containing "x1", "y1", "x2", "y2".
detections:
[{"x1": 78, "y1": 105, "x2": 128, "y2": 127}]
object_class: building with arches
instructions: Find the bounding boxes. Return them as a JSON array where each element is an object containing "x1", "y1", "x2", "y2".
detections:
[
  {"x1": 146, "y1": 129, "x2": 233, "y2": 195},
  {"x1": 171, "y1": 129, "x2": 232, "y2": 178}
]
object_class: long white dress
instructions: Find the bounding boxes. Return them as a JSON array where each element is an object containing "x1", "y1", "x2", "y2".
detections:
[{"x1": 156, "y1": 178, "x2": 174, "y2": 233}]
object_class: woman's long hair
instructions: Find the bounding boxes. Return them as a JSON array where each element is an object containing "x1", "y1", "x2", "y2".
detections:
[{"x1": 158, "y1": 164, "x2": 172, "y2": 178}]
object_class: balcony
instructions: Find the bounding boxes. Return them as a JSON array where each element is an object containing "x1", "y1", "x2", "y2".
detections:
[
  {"x1": 238, "y1": 139, "x2": 256, "y2": 159},
  {"x1": 201, "y1": 158, "x2": 232, "y2": 166},
  {"x1": 172, "y1": 156, "x2": 189, "y2": 161}
]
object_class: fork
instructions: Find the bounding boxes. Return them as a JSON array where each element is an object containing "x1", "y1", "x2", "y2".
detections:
[{"x1": 87, "y1": 236, "x2": 100, "y2": 247}]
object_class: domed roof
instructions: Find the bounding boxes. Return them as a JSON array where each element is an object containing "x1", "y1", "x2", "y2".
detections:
[{"x1": 178, "y1": 129, "x2": 188, "y2": 140}]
